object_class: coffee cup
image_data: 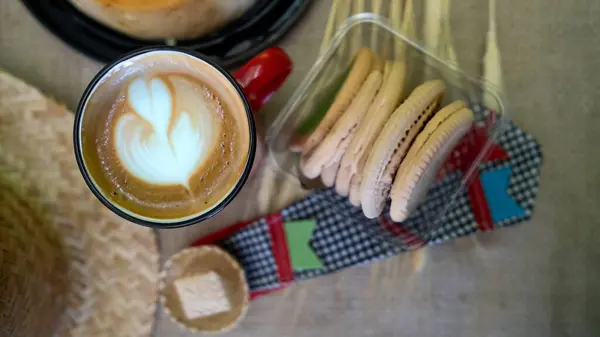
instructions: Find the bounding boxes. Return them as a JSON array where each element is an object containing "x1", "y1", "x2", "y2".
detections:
[{"x1": 74, "y1": 46, "x2": 292, "y2": 228}]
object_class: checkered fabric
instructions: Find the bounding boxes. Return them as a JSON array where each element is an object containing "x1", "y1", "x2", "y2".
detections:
[
  {"x1": 415, "y1": 172, "x2": 479, "y2": 245},
  {"x1": 282, "y1": 189, "x2": 402, "y2": 281},
  {"x1": 210, "y1": 120, "x2": 543, "y2": 293},
  {"x1": 220, "y1": 219, "x2": 280, "y2": 290},
  {"x1": 479, "y1": 121, "x2": 542, "y2": 228}
]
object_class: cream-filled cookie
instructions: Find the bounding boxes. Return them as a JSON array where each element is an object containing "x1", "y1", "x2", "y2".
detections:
[
  {"x1": 390, "y1": 101, "x2": 473, "y2": 222},
  {"x1": 300, "y1": 70, "x2": 383, "y2": 181},
  {"x1": 336, "y1": 60, "x2": 407, "y2": 203},
  {"x1": 360, "y1": 80, "x2": 445, "y2": 219},
  {"x1": 300, "y1": 48, "x2": 378, "y2": 155}
]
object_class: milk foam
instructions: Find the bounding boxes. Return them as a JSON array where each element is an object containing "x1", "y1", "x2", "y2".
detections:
[{"x1": 115, "y1": 76, "x2": 218, "y2": 187}]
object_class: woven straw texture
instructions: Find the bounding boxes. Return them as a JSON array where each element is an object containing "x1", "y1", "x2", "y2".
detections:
[
  {"x1": 0, "y1": 179, "x2": 69, "y2": 337},
  {"x1": 0, "y1": 71, "x2": 160, "y2": 337},
  {"x1": 160, "y1": 246, "x2": 250, "y2": 334}
]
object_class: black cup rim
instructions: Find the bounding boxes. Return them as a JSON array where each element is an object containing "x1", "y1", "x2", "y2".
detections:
[{"x1": 73, "y1": 46, "x2": 256, "y2": 229}]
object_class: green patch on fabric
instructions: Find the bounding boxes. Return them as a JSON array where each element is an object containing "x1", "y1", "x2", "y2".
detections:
[{"x1": 284, "y1": 219, "x2": 323, "y2": 270}]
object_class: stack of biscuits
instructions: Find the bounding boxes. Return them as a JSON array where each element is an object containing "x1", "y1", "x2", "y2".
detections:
[{"x1": 295, "y1": 48, "x2": 474, "y2": 222}]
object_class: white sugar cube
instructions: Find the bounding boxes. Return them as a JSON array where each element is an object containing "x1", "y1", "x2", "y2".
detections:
[{"x1": 173, "y1": 271, "x2": 231, "y2": 320}]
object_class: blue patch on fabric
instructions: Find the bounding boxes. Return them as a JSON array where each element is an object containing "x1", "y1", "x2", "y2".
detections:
[{"x1": 480, "y1": 166, "x2": 526, "y2": 223}]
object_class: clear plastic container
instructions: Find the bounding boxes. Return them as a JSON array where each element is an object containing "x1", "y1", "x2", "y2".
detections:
[{"x1": 266, "y1": 13, "x2": 507, "y2": 243}]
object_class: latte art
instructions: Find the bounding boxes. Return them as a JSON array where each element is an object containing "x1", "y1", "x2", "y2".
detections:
[
  {"x1": 79, "y1": 51, "x2": 251, "y2": 222},
  {"x1": 115, "y1": 76, "x2": 220, "y2": 188}
]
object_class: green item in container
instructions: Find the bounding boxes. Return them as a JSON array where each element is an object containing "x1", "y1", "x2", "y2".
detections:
[{"x1": 294, "y1": 66, "x2": 350, "y2": 136}]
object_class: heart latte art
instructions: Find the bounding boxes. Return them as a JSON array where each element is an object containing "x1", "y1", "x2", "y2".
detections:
[
  {"x1": 115, "y1": 76, "x2": 219, "y2": 188},
  {"x1": 82, "y1": 58, "x2": 251, "y2": 222}
]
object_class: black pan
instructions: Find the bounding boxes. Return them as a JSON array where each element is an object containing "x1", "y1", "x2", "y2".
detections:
[{"x1": 21, "y1": 0, "x2": 312, "y2": 68}]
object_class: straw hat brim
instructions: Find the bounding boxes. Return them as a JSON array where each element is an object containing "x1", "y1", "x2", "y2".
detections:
[
  {"x1": 0, "y1": 71, "x2": 160, "y2": 337},
  {"x1": 0, "y1": 178, "x2": 70, "y2": 337}
]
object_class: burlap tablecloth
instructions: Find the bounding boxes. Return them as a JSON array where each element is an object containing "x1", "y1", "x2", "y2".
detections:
[{"x1": 1, "y1": 0, "x2": 600, "y2": 336}]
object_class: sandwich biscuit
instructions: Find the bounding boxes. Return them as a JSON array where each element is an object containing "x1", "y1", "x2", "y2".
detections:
[
  {"x1": 300, "y1": 70, "x2": 383, "y2": 180},
  {"x1": 300, "y1": 48, "x2": 377, "y2": 155},
  {"x1": 390, "y1": 101, "x2": 474, "y2": 222},
  {"x1": 360, "y1": 80, "x2": 445, "y2": 218},
  {"x1": 336, "y1": 60, "x2": 407, "y2": 201}
]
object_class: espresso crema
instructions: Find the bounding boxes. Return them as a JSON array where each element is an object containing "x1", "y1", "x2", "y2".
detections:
[{"x1": 79, "y1": 51, "x2": 251, "y2": 221}]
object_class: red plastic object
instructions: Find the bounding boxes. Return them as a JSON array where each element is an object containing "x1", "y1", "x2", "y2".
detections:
[
  {"x1": 190, "y1": 48, "x2": 294, "y2": 300},
  {"x1": 266, "y1": 213, "x2": 294, "y2": 283},
  {"x1": 233, "y1": 47, "x2": 292, "y2": 177},
  {"x1": 233, "y1": 47, "x2": 293, "y2": 113},
  {"x1": 250, "y1": 284, "x2": 289, "y2": 300},
  {"x1": 190, "y1": 212, "x2": 294, "y2": 301},
  {"x1": 442, "y1": 114, "x2": 509, "y2": 232}
]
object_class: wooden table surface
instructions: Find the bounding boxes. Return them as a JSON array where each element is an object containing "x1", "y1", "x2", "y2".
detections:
[{"x1": 2, "y1": 0, "x2": 600, "y2": 336}]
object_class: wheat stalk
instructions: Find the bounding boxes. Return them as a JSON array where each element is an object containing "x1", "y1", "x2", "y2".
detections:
[
  {"x1": 390, "y1": 0, "x2": 404, "y2": 58},
  {"x1": 370, "y1": 0, "x2": 383, "y2": 53},
  {"x1": 483, "y1": 0, "x2": 502, "y2": 112},
  {"x1": 423, "y1": 0, "x2": 443, "y2": 54},
  {"x1": 351, "y1": 0, "x2": 366, "y2": 53},
  {"x1": 320, "y1": 0, "x2": 340, "y2": 53},
  {"x1": 401, "y1": 0, "x2": 416, "y2": 43},
  {"x1": 441, "y1": 0, "x2": 458, "y2": 67}
]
